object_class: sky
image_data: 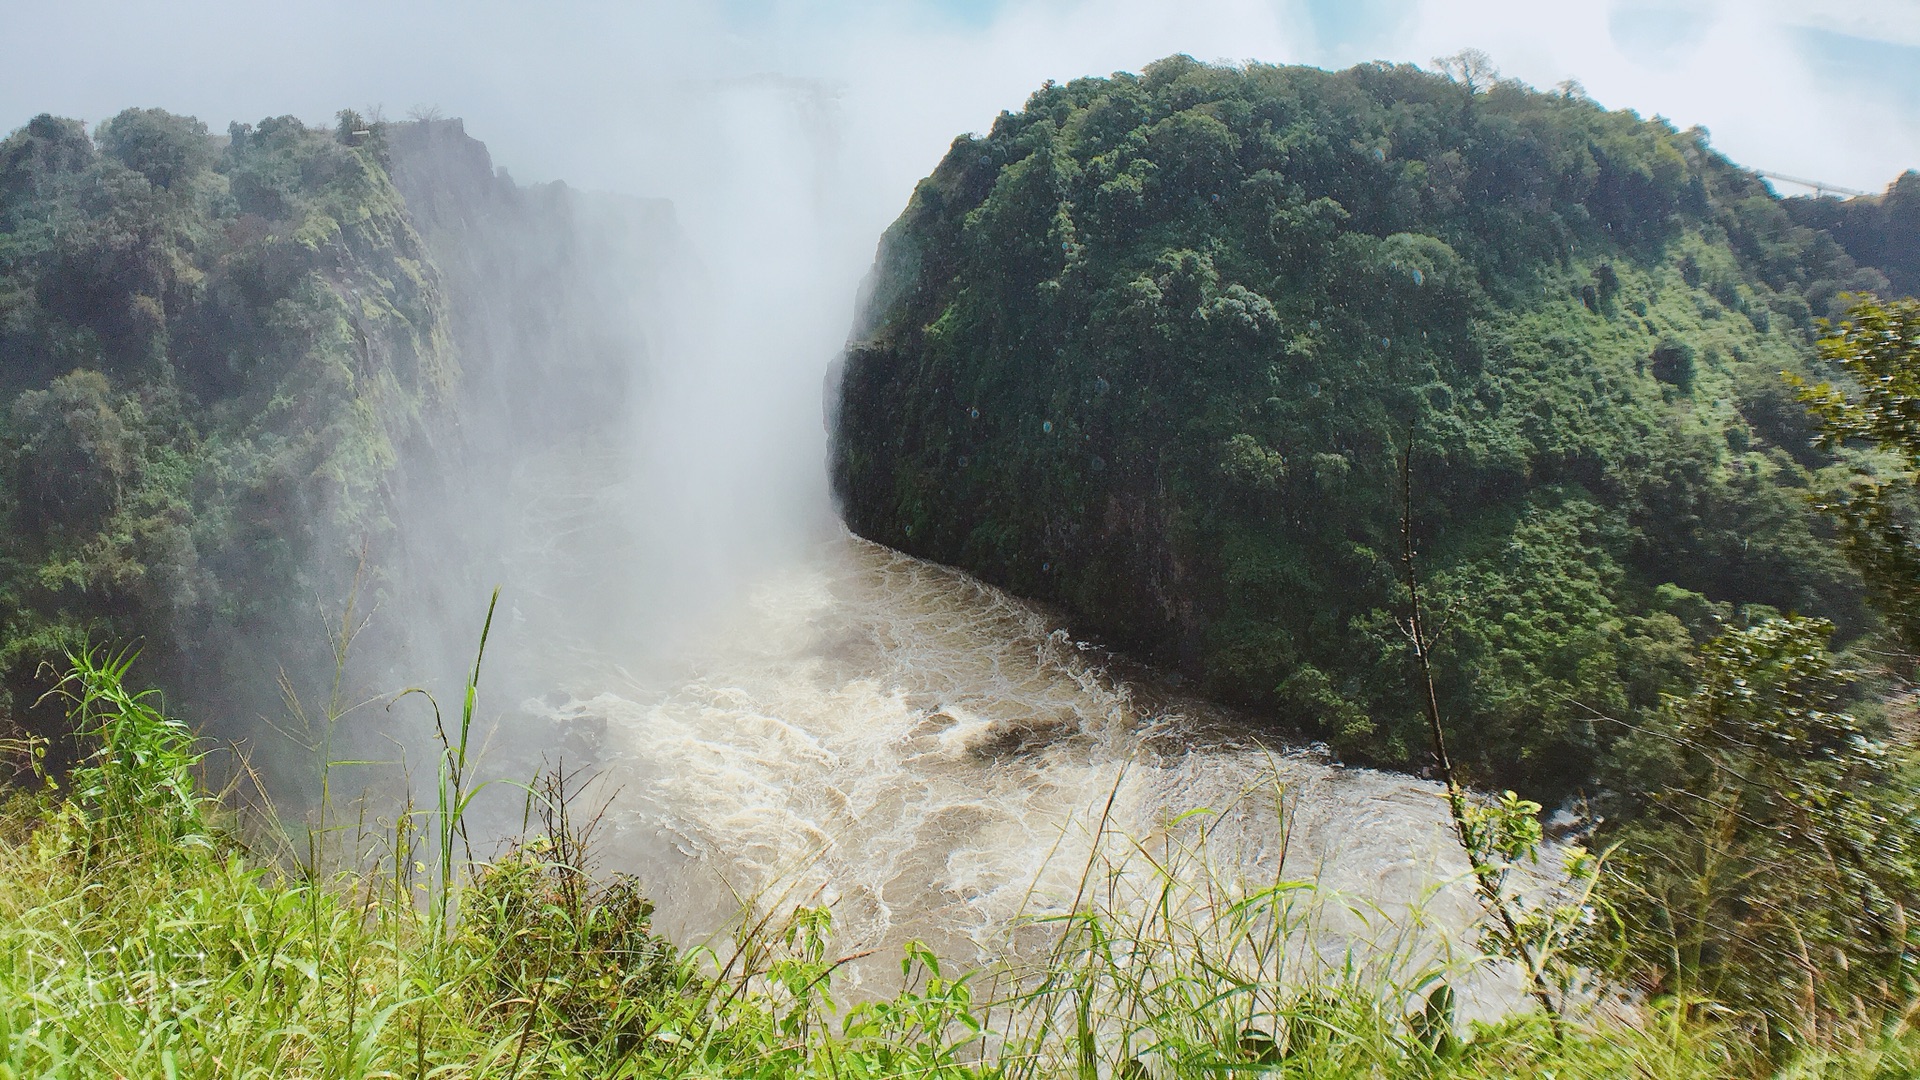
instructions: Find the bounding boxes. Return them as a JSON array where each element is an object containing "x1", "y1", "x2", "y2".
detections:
[{"x1": 6, "y1": 1, "x2": 1918, "y2": 221}]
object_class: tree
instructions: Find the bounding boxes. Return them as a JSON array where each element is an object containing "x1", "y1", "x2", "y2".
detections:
[
  {"x1": 95, "y1": 108, "x2": 212, "y2": 190},
  {"x1": 1432, "y1": 49, "x2": 1498, "y2": 94},
  {"x1": 0, "y1": 114, "x2": 93, "y2": 210},
  {"x1": 1791, "y1": 296, "x2": 1920, "y2": 656},
  {"x1": 5, "y1": 370, "x2": 139, "y2": 538}
]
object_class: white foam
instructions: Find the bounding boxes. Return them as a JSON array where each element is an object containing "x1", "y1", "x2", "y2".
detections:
[{"x1": 506, "y1": 535, "x2": 1544, "y2": 1017}]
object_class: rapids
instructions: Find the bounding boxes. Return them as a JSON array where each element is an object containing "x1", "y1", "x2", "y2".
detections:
[{"x1": 514, "y1": 534, "x2": 1540, "y2": 1014}]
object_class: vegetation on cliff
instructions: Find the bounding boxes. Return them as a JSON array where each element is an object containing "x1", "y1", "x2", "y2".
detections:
[
  {"x1": 0, "y1": 108, "x2": 675, "y2": 771},
  {"x1": 0, "y1": 108, "x2": 453, "y2": 741},
  {"x1": 1785, "y1": 171, "x2": 1920, "y2": 300},
  {"x1": 832, "y1": 58, "x2": 1920, "y2": 1044},
  {"x1": 832, "y1": 55, "x2": 1901, "y2": 797}
]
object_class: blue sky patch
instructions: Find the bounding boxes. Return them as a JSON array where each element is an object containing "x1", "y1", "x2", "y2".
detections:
[
  {"x1": 1797, "y1": 27, "x2": 1920, "y2": 114},
  {"x1": 1608, "y1": 3, "x2": 1715, "y2": 67},
  {"x1": 1305, "y1": 0, "x2": 1416, "y2": 59}
]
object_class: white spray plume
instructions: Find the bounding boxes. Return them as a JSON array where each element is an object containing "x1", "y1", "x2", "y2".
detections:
[{"x1": 3, "y1": 0, "x2": 1914, "y2": 746}]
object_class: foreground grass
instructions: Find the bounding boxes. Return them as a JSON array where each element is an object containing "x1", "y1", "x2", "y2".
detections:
[{"x1": 1, "y1": 655, "x2": 1917, "y2": 1077}]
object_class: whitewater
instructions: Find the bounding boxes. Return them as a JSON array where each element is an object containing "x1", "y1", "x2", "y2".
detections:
[{"x1": 495, "y1": 515, "x2": 1536, "y2": 1015}]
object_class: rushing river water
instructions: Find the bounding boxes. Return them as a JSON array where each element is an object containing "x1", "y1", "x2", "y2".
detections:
[{"x1": 503, "y1": 533, "x2": 1535, "y2": 1014}]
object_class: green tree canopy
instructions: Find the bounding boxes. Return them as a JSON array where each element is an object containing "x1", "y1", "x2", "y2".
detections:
[
  {"x1": 1792, "y1": 296, "x2": 1920, "y2": 655},
  {"x1": 834, "y1": 56, "x2": 1884, "y2": 795},
  {"x1": 95, "y1": 108, "x2": 213, "y2": 191}
]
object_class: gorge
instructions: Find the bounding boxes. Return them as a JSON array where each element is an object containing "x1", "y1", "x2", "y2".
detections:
[{"x1": 3, "y1": 45, "x2": 1919, "y2": 1074}]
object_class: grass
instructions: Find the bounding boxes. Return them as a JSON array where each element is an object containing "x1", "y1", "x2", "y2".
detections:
[{"x1": 0, "y1": 647, "x2": 1917, "y2": 1077}]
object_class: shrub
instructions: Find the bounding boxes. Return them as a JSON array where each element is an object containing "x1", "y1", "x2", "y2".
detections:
[
  {"x1": 1595, "y1": 617, "x2": 1920, "y2": 1051},
  {"x1": 47, "y1": 643, "x2": 205, "y2": 847},
  {"x1": 464, "y1": 775, "x2": 679, "y2": 1052}
]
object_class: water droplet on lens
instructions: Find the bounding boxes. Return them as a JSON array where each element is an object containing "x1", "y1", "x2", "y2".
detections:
[
  {"x1": 1210, "y1": 193, "x2": 1220, "y2": 203},
  {"x1": 1042, "y1": 420, "x2": 1053, "y2": 433},
  {"x1": 1381, "y1": 337, "x2": 1391, "y2": 348},
  {"x1": 1411, "y1": 268, "x2": 1425, "y2": 286},
  {"x1": 1090, "y1": 455, "x2": 1106, "y2": 472},
  {"x1": 904, "y1": 524, "x2": 914, "y2": 536},
  {"x1": 958, "y1": 455, "x2": 969, "y2": 467},
  {"x1": 1042, "y1": 562, "x2": 1051, "y2": 572},
  {"x1": 969, "y1": 407, "x2": 980, "y2": 420}
]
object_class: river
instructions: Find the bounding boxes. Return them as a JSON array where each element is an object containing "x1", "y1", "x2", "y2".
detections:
[{"x1": 500, "y1": 531, "x2": 1537, "y2": 1016}]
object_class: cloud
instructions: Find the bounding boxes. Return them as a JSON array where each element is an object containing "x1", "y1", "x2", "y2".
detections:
[
  {"x1": 1795, "y1": 27, "x2": 1920, "y2": 116},
  {"x1": 5, "y1": 0, "x2": 1913, "y2": 216},
  {"x1": 1257, "y1": 0, "x2": 1913, "y2": 194},
  {"x1": 1766, "y1": 0, "x2": 1920, "y2": 48}
]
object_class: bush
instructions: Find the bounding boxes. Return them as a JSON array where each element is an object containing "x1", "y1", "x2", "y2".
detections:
[
  {"x1": 95, "y1": 107, "x2": 213, "y2": 190},
  {"x1": 466, "y1": 836, "x2": 679, "y2": 1050},
  {"x1": 1595, "y1": 617, "x2": 1920, "y2": 1051},
  {"x1": 49, "y1": 643, "x2": 205, "y2": 847}
]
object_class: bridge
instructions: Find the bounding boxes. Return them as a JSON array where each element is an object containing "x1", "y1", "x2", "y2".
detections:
[{"x1": 1757, "y1": 170, "x2": 1872, "y2": 199}]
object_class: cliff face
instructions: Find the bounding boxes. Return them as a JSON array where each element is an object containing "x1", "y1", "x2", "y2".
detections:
[
  {"x1": 0, "y1": 110, "x2": 679, "y2": 751},
  {"x1": 0, "y1": 110, "x2": 456, "y2": 731},
  {"x1": 372, "y1": 118, "x2": 683, "y2": 699},
  {"x1": 832, "y1": 57, "x2": 1888, "y2": 795},
  {"x1": 384, "y1": 119, "x2": 678, "y2": 448}
]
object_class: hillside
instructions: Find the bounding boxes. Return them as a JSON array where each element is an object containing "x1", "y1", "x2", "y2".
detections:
[
  {"x1": 831, "y1": 56, "x2": 1898, "y2": 796},
  {"x1": 0, "y1": 110, "x2": 676, "y2": 759},
  {"x1": 1785, "y1": 169, "x2": 1920, "y2": 299},
  {"x1": 0, "y1": 110, "x2": 458, "y2": 741}
]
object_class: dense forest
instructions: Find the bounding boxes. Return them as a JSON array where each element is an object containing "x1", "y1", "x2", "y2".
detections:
[
  {"x1": 832, "y1": 54, "x2": 1918, "y2": 799},
  {"x1": 1786, "y1": 169, "x2": 1920, "y2": 299},
  {"x1": 0, "y1": 108, "x2": 453, "y2": 745},
  {"x1": 0, "y1": 109, "x2": 670, "y2": 764}
]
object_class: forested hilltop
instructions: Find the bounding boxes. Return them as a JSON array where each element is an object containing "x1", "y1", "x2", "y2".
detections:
[
  {"x1": 833, "y1": 54, "x2": 1917, "y2": 797},
  {"x1": 0, "y1": 108, "x2": 671, "y2": 757}
]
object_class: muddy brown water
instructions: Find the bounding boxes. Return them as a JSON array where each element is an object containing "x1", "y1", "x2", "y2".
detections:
[{"x1": 506, "y1": 535, "x2": 1539, "y2": 1016}]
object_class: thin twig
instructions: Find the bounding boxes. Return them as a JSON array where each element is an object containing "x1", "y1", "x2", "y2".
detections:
[{"x1": 1398, "y1": 432, "x2": 1564, "y2": 1033}]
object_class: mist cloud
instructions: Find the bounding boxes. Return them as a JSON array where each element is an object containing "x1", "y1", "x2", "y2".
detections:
[
  {"x1": 7, "y1": 2, "x2": 1914, "y2": 226},
  {"x1": 6, "y1": 0, "x2": 1915, "y2": 707}
]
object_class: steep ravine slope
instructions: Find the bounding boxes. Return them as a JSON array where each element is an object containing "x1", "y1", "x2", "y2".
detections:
[
  {"x1": 831, "y1": 57, "x2": 1894, "y2": 797},
  {"x1": 0, "y1": 110, "x2": 677, "y2": 760},
  {"x1": 0, "y1": 110, "x2": 456, "y2": 739},
  {"x1": 373, "y1": 119, "x2": 681, "y2": 698}
]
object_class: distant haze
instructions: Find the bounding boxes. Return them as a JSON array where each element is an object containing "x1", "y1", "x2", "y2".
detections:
[{"x1": 6, "y1": 3, "x2": 1917, "y2": 292}]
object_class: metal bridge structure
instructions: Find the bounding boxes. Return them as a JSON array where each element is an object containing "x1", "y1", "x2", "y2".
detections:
[{"x1": 1757, "y1": 170, "x2": 1872, "y2": 199}]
